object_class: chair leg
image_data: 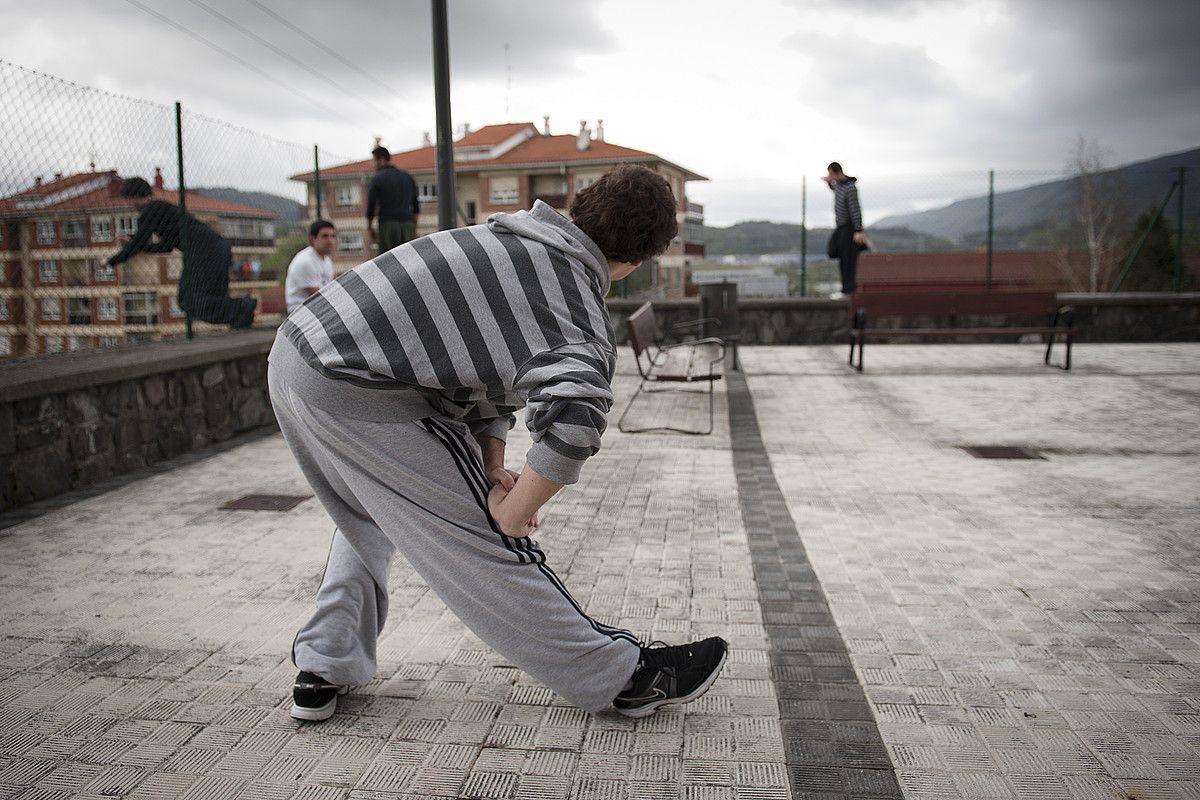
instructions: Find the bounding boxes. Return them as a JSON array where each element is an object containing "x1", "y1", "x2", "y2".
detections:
[
  {"x1": 1064, "y1": 334, "x2": 1072, "y2": 371},
  {"x1": 856, "y1": 336, "x2": 865, "y2": 372}
]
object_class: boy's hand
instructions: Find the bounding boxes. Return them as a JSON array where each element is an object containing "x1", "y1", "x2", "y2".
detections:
[
  {"x1": 486, "y1": 467, "x2": 521, "y2": 491},
  {"x1": 487, "y1": 483, "x2": 537, "y2": 537}
]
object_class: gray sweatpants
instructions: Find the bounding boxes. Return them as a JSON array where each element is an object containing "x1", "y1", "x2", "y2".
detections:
[{"x1": 267, "y1": 336, "x2": 641, "y2": 712}]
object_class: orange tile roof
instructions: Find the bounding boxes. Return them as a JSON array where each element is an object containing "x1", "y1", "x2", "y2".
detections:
[
  {"x1": 295, "y1": 125, "x2": 706, "y2": 181},
  {"x1": 0, "y1": 172, "x2": 276, "y2": 219},
  {"x1": 456, "y1": 122, "x2": 537, "y2": 147}
]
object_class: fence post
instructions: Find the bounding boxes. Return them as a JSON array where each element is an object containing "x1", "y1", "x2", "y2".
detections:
[
  {"x1": 175, "y1": 101, "x2": 192, "y2": 341},
  {"x1": 431, "y1": 0, "x2": 457, "y2": 232},
  {"x1": 986, "y1": 169, "x2": 994, "y2": 291},
  {"x1": 1176, "y1": 166, "x2": 1186, "y2": 292},
  {"x1": 313, "y1": 144, "x2": 322, "y2": 221},
  {"x1": 800, "y1": 174, "x2": 807, "y2": 297}
]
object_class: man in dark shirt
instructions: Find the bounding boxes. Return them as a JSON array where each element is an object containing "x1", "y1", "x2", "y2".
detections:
[
  {"x1": 365, "y1": 146, "x2": 419, "y2": 254},
  {"x1": 108, "y1": 178, "x2": 256, "y2": 328}
]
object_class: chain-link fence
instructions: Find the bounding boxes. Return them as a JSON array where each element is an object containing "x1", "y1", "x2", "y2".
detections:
[
  {"x1": 701, "y1": 167, "x2": 1197, "y2": 297},
  {"x1": 0, "y1": 59, "x2": 345, "y2": 359}
]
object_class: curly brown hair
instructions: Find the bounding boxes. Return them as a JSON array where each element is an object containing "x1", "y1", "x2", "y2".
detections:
[{"x1": 568, "y1": 164, "x2": 678, "y2": 263}]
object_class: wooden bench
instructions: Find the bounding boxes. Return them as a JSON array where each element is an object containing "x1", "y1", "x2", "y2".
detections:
[
  {"x1": 848, "y1": 291, "x2": 1074, "y2": 372},
  {"x1": 617, "y1": 302, "x2": 726, "y2": 435}
]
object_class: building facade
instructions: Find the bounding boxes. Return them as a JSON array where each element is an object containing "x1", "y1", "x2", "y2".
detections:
[
  {"x1": 293, "y1": 121, "x2": 706, "y2": 298},
  {"x1": 0, "y1": 170, "x2": 278, "y2": 357}
]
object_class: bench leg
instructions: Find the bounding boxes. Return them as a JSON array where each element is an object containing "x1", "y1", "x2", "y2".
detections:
[{"x1": 616, "y1": 377, "x2": 650, "y2": 433}]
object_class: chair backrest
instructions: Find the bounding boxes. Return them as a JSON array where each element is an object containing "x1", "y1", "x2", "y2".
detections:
[
  {"x1": 699, "y1": 281, "x2": 739, "y2": 339},
  {"x1": 626, "y1": 302, "x2": 657, "y2": 360},
  {"x1": 851, "y1": 290, "x2": 1057, "y2": 318}
]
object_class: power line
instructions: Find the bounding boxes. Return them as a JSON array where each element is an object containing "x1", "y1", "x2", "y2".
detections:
[
  {"x1": 242, "y1": 0, "x2": 397, "y2": 92},
  {"x1": 182, "y1": 0, "x2": 393, "y2": 121},
  {"x1": 121, "y1": 0, "x2": 351, "y2": 124}
]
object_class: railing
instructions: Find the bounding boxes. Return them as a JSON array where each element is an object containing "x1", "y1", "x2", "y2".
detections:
[
  {"x1": 686, "y1": 201, "x2": 704, "y2": 216},
  {"x1": 684, "y1": 241, "x2": 706, "y2": 256}
]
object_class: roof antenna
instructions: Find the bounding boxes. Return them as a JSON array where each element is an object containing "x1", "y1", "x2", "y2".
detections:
[{"x1": 504, "y1": 42, "x2": 511, "y2": 119}]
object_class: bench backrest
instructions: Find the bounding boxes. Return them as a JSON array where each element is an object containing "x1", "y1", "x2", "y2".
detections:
[
  {"x1": 851, "y1": 290, "x2": 1058, "y2": 318},
  {"x1": 626, "y1": 302, "x2": 659, "y2": 360}
]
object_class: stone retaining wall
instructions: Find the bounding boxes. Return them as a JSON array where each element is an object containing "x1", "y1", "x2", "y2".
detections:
[{"x1": 1, "y1": 332, "x2": 277, "y2": 511}]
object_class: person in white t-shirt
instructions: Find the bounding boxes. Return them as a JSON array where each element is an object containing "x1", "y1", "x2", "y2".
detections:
[{"x1": 286, "y1": 220, "x2": 337, "y2": 314}]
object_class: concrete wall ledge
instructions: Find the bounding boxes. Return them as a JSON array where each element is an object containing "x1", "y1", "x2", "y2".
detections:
[{"x1": 0, "y1": 330, "x2": 277, "y2": 404}]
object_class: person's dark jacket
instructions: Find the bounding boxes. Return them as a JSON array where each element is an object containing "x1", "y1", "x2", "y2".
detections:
[
  {"x1": 366, "y1": 165, "x2": 419, "y2": 223},
  {"x1": 107, "y1": 199, "x2": 230, "y2": 267}
]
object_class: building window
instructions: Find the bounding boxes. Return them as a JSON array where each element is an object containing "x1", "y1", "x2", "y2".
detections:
[
  {"x1": 94, "y1": 261, "x2": 115, "y2": 282},
  {"x1": 44, "y1": 337, "x2": 63, "y2": 354},
  {"x1": 97, "y1": 298, "x2": 118, "y2": 321},
  {"x1": 67, "y1": 336, "x2": 83, "y2": 352},
  {"x1": 122, "y1": 292, "x2": 158, "y2": 325},
  {"x1": 117, "y1": 215, "x2": 137, "y2": 237},
  {"x1": 99, "y1": 336, "x2": 119, "y2": 349},
  {"x1": 37, "y1": 221, "x2": 56, "y2": 244},
  {"x1": 91, "y1": 217, "x2": 114, "y2": 242},
  {"x1": 42, "y1": 298, "x2": 62, "y2": 321},
  {"x1": 169, "y1": 297, "x2": 185, "y2": 318},
  {"x1": 67, "y1": 297, "x2": 92, "y2": 325},
  {"x1": 335, "y1": 185, "x2": 359, "y2": 206},
  {"x1": 0, "y1": 335, "x2": 10, "y2": 356},
  {"x1": 0, "y1": 298, "x2": 7, "y2": 321},
  {"x1": 575, "y1": 175, "x2": 599, "y2": 192},
  {"x1": 38, "y1": 260, "x2": 59, "y2": 283},
  {"x1": 337, "y1": 231, "x2": 363, "y2": 252},
  {"x1": 418, "y1": 182, "x2": 438, "y2": 202},
  {"x1": 489, "y1": 177, "x2": 519, "y2": 205},
  {"x1": 63, "y1": 219, "x2": 86, "y2": 244}
]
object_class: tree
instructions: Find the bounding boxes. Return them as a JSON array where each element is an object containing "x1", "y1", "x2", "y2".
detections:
[
  {"x1": 1117, "y1": 211, "x2": 1177, "y2": 291},
  {"x1": 1068, "y1": 136, "x2": 1124, "y2": 292}
]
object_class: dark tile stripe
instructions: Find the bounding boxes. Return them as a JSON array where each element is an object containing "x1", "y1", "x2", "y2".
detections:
[{"x1": 725, "y1": 369, "x2": 902, "y2": 799}]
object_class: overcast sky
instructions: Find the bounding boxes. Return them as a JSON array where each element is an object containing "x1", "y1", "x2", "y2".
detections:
[{"x1": 2, "y1": 0, "x2": 1197, "y2": 226}]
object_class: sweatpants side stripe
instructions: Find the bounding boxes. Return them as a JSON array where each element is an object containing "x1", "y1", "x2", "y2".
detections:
[
  {"x1": 419, "y1": 419, "x2": 526, "y2": 564},
  {"x1": 423, "y1": 418, "x2": 528, "y2": 561},
  {"x1": 428, "y1": 418, "x2": 640, "y2": 647}
]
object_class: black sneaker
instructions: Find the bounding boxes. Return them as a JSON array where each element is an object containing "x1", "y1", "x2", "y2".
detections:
[
  {"x1": 613, "y1": 637, "x2": 728, "y2": 718},
  {"x1": 291, "y1": 671, "x2": 349, "y2": 721}
]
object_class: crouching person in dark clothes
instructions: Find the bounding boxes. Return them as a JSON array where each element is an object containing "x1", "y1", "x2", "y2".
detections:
[
  {"x1": 270, "y1": 165, "x2": 728, "y2": 721},
  {"x1": 107, "y1": 177, "x2": 256, "y2": 328}
]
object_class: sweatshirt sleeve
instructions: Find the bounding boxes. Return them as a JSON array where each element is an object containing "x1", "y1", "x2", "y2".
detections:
[
  {"x1": 515, "y1": 342, "x2": 614, "y2": 486},
  {"x1": 366, "y1": 175, "x2": 378, "y2": 222},
  {"x1": 467, "y1": 414, "x2": 516, "y2": 442},
  {"x1": 847, "y1": 185, "x2": 863, "y2": 231},
  {"x1": 108, "y1": 202, "x2": 170, "y2": 264}
]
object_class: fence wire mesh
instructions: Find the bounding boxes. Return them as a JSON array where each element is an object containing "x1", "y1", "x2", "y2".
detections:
[{"x1": 0, "y1": 59, "x2": 344, "y2": 358}]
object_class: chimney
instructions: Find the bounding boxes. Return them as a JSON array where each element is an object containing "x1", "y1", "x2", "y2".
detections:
[
  {"x1": 33, "y1": 176, "x2": 42, "y2": 187},
  {"x1": 373, "y1": 135, "x2": 382, "y2": 148},
  {"x1": 153, "y1": 167, "x2": 164, "y2": 189},
  {"x1": 53, "y1": 172, "x2": 63, "y2": 181},
  {"x1": 543, "y1": 115, "x2": 551, "y2": 136},
  {"x1": 595, "y1": 120, "x2": 604, "y2": 142},
  {"x1": 422, "y1": 131, "x2": 432, "y2": 147},
  {"x1": 576, "y1": 120, "x2": 591, "y2": 152}
]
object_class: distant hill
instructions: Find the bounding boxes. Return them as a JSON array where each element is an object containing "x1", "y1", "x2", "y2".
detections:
[
  {"x1": 874, "y1": 147, "x2": 1200, "y2": 241},
  {"x1": 193, "y1": 187, "x2": 306, "y2": 225},
  {"x1": 698, "y1": 221, "x2": 956, "y2": 256}
]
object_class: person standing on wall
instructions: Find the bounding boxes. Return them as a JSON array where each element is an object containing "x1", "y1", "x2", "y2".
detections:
[
  {"x1": 366, "y1": 146, "x2": 420, "y2": 254},
  {"x1": 823, "y1": 161, "x2": 867, "y2": 300}
]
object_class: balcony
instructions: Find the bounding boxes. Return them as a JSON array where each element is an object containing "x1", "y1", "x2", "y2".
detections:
[
  {"x1": 685, "y1": 200, "x2": 704, "y2": 220},
  {"x1": 684, "y1": 241, "x2": 706, "y2": 257}
]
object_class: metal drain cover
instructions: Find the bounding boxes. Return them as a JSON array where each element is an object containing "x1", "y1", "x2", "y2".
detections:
[
  {"x1": 223, "y1": 494, "x2": 312, "y2": 511},
  {"x1": 962, "y1": 446, "x2": 1045, "y2": 460}
]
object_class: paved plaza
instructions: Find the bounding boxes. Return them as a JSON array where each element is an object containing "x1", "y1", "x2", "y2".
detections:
[{"x1": 1, "y1": 342, "x2": 1198, "y2": 799}]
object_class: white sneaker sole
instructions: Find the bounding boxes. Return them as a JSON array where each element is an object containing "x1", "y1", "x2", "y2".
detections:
[
  {"x1": 290, "y1": 686, "x2": 349, "y2": 722},
  {"x1": 615, "y1": 648, "x2": 729, "y2": 718}
]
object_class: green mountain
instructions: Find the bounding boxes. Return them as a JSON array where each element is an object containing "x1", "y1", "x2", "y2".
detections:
[
  {"x1": 874, "y1": 147, "x2": 1200, "y2": 241},
  {"x1": 193, "y1": 187, "x2": 306, "y2": 225},
  {"x1": 697, "y1": 221, "x2": 955, "y2": 256}
]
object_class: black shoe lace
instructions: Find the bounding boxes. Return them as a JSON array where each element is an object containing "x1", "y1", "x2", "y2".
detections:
[{"x1": 638, "y1": 640, "x2": 692, "y2": 671}]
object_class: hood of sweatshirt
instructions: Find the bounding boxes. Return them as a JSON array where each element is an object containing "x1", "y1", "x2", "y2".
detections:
[{"x1": 487, "y1": 200, "x2": 610, "y2": 298}]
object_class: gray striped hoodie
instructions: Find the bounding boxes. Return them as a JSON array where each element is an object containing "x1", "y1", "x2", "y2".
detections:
[{"x1": 279, "y1": 200, "x2": 616, "y2": 486}]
